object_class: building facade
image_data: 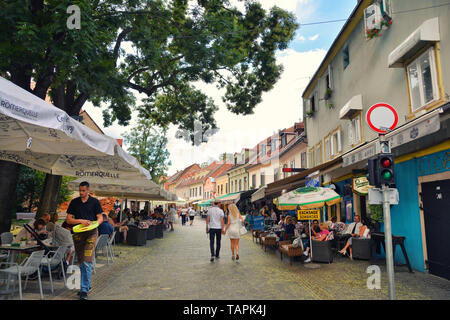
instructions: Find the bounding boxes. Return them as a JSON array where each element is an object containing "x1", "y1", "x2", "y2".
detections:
[{"x1": 301, "y1": 0, "x2": 450, "y2": 278}]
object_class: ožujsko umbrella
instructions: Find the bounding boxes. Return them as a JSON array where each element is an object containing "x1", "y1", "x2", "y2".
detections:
[{"x1": 274, "y1": 186, "x2": 341, "y2": 211}]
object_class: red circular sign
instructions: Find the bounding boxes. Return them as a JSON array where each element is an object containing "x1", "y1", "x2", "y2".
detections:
[{"x1": 366, "y1": 103, "x2": 398, "y2": 134}]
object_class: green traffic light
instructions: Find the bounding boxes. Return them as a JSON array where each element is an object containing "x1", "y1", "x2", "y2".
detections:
[{"x1": 382, "y1": 170, "x2": 392, "y2": 180}]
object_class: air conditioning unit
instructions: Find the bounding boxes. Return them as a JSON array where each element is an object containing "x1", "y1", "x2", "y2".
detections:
[{"x1": 364, "y1": 3, "x2": 382, "y2": 30}]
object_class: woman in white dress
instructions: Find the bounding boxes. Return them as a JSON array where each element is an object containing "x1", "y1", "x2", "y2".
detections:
[
  {"x1": 168, "y1": 204, "x2": 177, "y2": 231},
  {"x1": 223, "y1": 204, "x2": 245, "y2": 261}
]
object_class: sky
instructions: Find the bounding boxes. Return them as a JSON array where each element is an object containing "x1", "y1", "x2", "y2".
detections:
[{"x1": 83, "y1": 0, "x2": 357, "y2": 176}]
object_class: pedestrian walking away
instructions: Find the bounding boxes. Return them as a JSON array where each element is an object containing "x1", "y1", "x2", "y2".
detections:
[
  {"x1": 223, "y1": 204, "x2": 245, "y2": 261},
  {"x1": 65, "y1": 181, "x2": 104, "y2": 300},
  {"x1": 168, "y1": 204, "x2": 177, "y2": 231},
  {"x1": 189, "y1": 206, "x2": 196, "y2": 226},
  {"x1": 180, "y1": 207, "x2": 187, "y2": 226},
  {"x1": 206, "y1": 200, "x2": 224, "y2": 262}
]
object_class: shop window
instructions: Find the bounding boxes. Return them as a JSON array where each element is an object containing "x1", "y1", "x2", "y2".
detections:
[{"x1": 407, "y1": 47, "x2": 439, "y2": 112}]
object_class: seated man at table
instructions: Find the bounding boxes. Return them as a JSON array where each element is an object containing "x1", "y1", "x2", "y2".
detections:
[
  {"x1": 343, "y1": 215, "x2": 363, "y2": 240},
  {"x1": 98, "y1": 214, "x2": 114, "y2": 238},
  {"x1": 46, "y1": 221, "x2": 74, "y2": 267},
  {"x1": 13, "y1": 218, "x2": 47, "y2": 243}
]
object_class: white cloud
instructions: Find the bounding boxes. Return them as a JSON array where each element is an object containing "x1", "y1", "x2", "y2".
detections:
[
  {"x1": 296, "y1": 34, "x2": 306, "y2": 41},
  {"x1": 309, "y1": 34, "x2": 319, "y2": 41}
]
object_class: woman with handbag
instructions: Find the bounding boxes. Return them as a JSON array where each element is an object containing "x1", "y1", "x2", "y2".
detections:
[{"x1": 223, "y1": 204, "x2": 246, "y2": 261}]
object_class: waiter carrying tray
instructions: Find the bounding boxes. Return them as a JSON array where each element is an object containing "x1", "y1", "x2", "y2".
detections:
[{"x1": 65, "y1": 181, "x2": 104, "y2": 300}]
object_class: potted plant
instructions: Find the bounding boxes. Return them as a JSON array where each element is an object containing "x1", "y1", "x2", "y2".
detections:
[
  {"x1": 368, "y1": 204, "x2": 383, "y2": 232},
  {"x1": 306, "y1": 110, "x2": 315, "y2": 118},
  {"x1": 324, "y1": 88, "x2": 332, "y2": 100},
  {"x1": 20, "y1": 237, "x2": 27, "y2": 248},
  {"x1": 328, "y1": 103, "x2": 334, "y2": 109}
]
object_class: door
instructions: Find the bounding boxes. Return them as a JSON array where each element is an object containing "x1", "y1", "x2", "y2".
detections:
[{"x1": 421, "y1": 179, "x2": 450, "y2": 280}]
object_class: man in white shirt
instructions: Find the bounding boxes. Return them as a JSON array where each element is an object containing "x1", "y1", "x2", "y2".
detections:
[
  {"x1": 206, "y1": 201, "x2": 224, "y2": 262},
  {"x1": 188, "y1": 207, "x2": 196, "y2": 226},
  {"x1": 344, "y1": 215, "x2": 362, "y2": 239},
  {"x1": 180, "y1": 207, "x2": 187, "y2": 226}
]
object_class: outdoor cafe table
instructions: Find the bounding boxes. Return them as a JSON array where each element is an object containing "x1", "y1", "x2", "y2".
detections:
[{"x1": 0, "y1": 244, "x2": 42, "y2": 263}]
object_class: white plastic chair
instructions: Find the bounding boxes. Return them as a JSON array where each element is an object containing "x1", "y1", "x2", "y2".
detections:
[
  {"x1": 93, "y1": 234, "x2": 112, "y2": 274},
  {"x1": 1, "y1": 232, "x2": 13, "y2": 245},
  {"x1": 0, "y1": 250, "x2": 45, "y2": 300},
  {"x1": 40, "y1": 245, "x2": 68, "y2": 294},
  {"x1": 107, "y1": 231, "x2": 116, "y2": 261}
]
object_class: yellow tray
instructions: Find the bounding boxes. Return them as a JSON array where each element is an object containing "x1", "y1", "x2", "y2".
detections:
[{"x1": 73, "y1": 221, "x2": 99, "y2": 233}]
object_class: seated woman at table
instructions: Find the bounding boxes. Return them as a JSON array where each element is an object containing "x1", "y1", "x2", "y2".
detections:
[
  {"x1": 13, "y1": 218, "x2": 47, "y2": 243},
  {"x1": 278, "y1": 215, "x2": 286, "y2": 228},
  {"x1": 338, "y1": 223, "x2": 370, "y2": 260},
  {"x1": 46, "y1": 220, "x2": 74, "y2": 267}
]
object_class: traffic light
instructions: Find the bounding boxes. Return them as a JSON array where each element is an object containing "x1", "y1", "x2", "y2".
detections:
[
  {"x1": 378, "y1": 153, "x2": 395, "y2": 186},
  {"x1": 367, "y1": 156, "x2": 380, "y2": 188}
]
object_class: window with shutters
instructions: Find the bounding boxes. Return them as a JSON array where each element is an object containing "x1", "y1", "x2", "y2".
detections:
[
  {"x1": 252, "y1": 174, "x2": 256, "y2": 188},
  {"x1": 330, "y1": 128, "x2": 342, "y2": 157},
  {"x1": 348, "y1": 112, "x2": 362, "y2": 147},
  {"x1": 315, "y1": 142, "x2": 322, "y2": 165},
  {"x1": 260, "y1": 171, "x2": 265, "y2": 186},
  {"x1": 301, "y1": 152, "x2": 307, "y2": 168},
  {"x1": 274, "y1": 167, "x2": 279, "y2": 181},
  {"x1": 324, "y1": 137, "x2": 331, "y2": 161}
]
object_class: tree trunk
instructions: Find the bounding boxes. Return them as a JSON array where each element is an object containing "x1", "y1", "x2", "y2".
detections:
[
  {"x1": 36, "y1": 174, "x2": 62, "y2": 218},
  {"x1": 0, "y1": 161, "x2": 20, "y2": 233}
]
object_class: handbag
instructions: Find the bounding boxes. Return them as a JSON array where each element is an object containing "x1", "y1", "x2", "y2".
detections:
[{"x1": 239, "y1": 222, "x2": 247, "y2": 235}]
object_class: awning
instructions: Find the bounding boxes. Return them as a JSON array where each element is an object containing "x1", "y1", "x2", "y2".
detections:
[
  {"x1": 265, "y1": 157, "x2": 343, "y2": 198},
  {"x1": 0, "y1": 76, "x2": 151, "y2": 182},
  {"x1": 68, "y1": 177, "x2": 176, "y2": 201},
  {"x1": 251, "y1": 186, "x2": 266, "y2": 202},
  {"x1": 274, "y1": 186, "x2": 341, "y2": 211},
  {"x1": 388, "y1": 17, "x2": 440, "y2": 68},
  {"x1": 216, "y1": 192, "x2": 242, "y2": 204},
  {"x1": 339, "y1": 94, "x2": 363, "y2": 120}
]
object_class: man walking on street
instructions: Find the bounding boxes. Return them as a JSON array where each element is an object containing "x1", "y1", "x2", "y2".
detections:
[
  {"x1": 66, "y1": 181, "x2": 104, "y2": 300},
  {"x1": 206, "y1": 200, "x2": 224, "y2": 262},
  {"x1": 180, "y1": 207, "x2": 187, "y2": 226}
]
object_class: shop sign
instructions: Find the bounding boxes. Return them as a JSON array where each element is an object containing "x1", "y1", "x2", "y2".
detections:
[
  {"x1": 306, "y1": 176, "x2": 320, "y2": 187},
  {"x1": 352, "y1": 176, "x2": 372, "y2": 195},
  {"x1": 253, "y1": 216, "x2": 265, "y2": 230},
  {"x1": 297, "y1": 209, "x2": 320, "y2": 221}
]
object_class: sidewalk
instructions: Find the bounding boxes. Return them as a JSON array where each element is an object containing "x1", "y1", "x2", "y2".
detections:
[{"x1": 5, "y1": 216, "x2": 450, "y2": 300}]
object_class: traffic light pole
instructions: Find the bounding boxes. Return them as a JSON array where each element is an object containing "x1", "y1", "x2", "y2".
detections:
[{"x1": 379, "y1": 133, "x2": 396, "y2": 300}]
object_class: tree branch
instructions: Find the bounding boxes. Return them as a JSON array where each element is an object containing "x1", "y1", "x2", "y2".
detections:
[{"x1": 113, "y1": 27, "x2": 133, "y2": 65}]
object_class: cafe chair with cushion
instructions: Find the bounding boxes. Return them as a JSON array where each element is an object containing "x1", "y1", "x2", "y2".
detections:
[
  {"x1": 311, "y1": 240, "x2": 334, "y2": 264},
  {"x1": 40, "y1": 245, "x2": 68, "y2": 294},
  {"x1": 0, "y1": 250, "x2": 45, "y2": 300},
  {"x1": 262, "y1": 236, "x2": 277, "y2": 252},
  {"x1": 351, "y1": 238, "x2": 372, "y2": 260},
  {"x1": 278, "y1": 240, "x2": 303, "y2": 265}
]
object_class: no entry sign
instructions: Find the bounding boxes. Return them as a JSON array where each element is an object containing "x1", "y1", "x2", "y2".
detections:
[{"x1": 366, "y1": 103, "x2": 398, "y2": 134}]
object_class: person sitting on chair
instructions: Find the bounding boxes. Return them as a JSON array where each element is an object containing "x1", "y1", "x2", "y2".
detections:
[
  {"x1": 343, "y1": 215, "x2": 363, "y2": 240},
  {"x1": 98, "y1": 214, "x2": 114, "y2": 238},
  {"x1": 339, "y1": 222, "x2": 370, "y2": 260}
]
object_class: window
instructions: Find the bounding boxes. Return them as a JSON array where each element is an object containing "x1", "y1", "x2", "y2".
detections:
[
  {"x1": 283, "y1": 164, "x2": 288, "y2": 179},
  {"x1": 252, "y1": 174, "x2": 256, "y2": 188},
  {"x1": 407, "y1": 47, "x2": 439, "y2": 112},
  {"x1": 260, "y1": 171, "x2": 265, "y2": 186},
  {"x1": 301, "y1": 152, "x2": 307, "y2": 168},
  {"x1": 221, "y1": 184, "x2": 223, "y2": 195},
  {"x1": 331, "y1": 129, "x2": 342, "y2": 156},
  {"x1": 316, "y1": 143, "x2": 322, "y2": 165},
  {"x1": 281, "y1": 135, "x2": 287, "y2": 148},
  {"x1": 310, "y1": 93, "x2": 316, "y2": 112},
  {"x1": 343, "y1": 45, "x2": 350, "y2": 69},
  {"x1": 261, "y1": 144, "x2": 267, "y2": 155},
  {"x1": 244, "y1": 177, "x2": 247, "y2": 190},
  {"x1": 308, "y1": 148, "x2": 314, "y2": 168},
  {"x1": 241, "y1": 153, "x2": 245, "y2": 164},
  {"x1": 271, "y1": 139, "x2": 276, "y2": 151},
  {"x1": 226, "y1": 183, "x2": 228, "y2": 193},
  {"x1": 324, "y1": 137, "x2": 331, "y2": 161},
  {"x1": 348, "y1": 114, "x2": 361, "y2": 146},
  {"x1": 274, "y1": 167, "x2": 279, "y2": 181},
  {"x1": 326, "y1": 65, "x2": 333, "y2": 90},
  {"x1": 239, "y1": 179, "x2": 242, "y2": 192}
]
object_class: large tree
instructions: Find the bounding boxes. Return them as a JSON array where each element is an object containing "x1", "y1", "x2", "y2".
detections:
[
  {"x1": 123, "y1": 118, "x2": 171, "y2": 183},
  {"x1": 0, "y1": 0, "x2": 298, "y2": 232}
]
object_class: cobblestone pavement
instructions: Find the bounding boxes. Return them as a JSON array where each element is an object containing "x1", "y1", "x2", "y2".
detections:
[{"x1": 5, "y1": 217, "x2": 450, "y2": 300}]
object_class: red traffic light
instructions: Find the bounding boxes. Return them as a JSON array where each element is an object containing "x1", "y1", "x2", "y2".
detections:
[{"x1": 381, "y1": 158, "x2": 392, "y2": 168}]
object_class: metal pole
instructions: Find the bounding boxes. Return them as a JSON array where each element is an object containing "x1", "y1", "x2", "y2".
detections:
[
  {"x1": 382, "y1": 184, "x2": 396, "y2": 300},
  {"x1": 309, "y1": 219, "x2": 313, "y2": 259}
]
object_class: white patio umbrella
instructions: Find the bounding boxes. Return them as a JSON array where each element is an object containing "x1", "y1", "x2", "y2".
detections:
[
  {"x1": 68, "y1": 177, "x2": 177, "y2": 201},
  {"x1": 0, "y1": 76, "x2": 150, "y2": 182}
]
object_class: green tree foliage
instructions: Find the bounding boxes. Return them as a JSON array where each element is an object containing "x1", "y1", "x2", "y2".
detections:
[
  {"x1": 0, "y1": 0, "x2": 298, "y2": 140},
  {"x1": 123, "y1": 118, "x2": 172, "y2": 183},
  {"x1": 15, "y1": 166, "x2": 74, "y2": 213}
]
